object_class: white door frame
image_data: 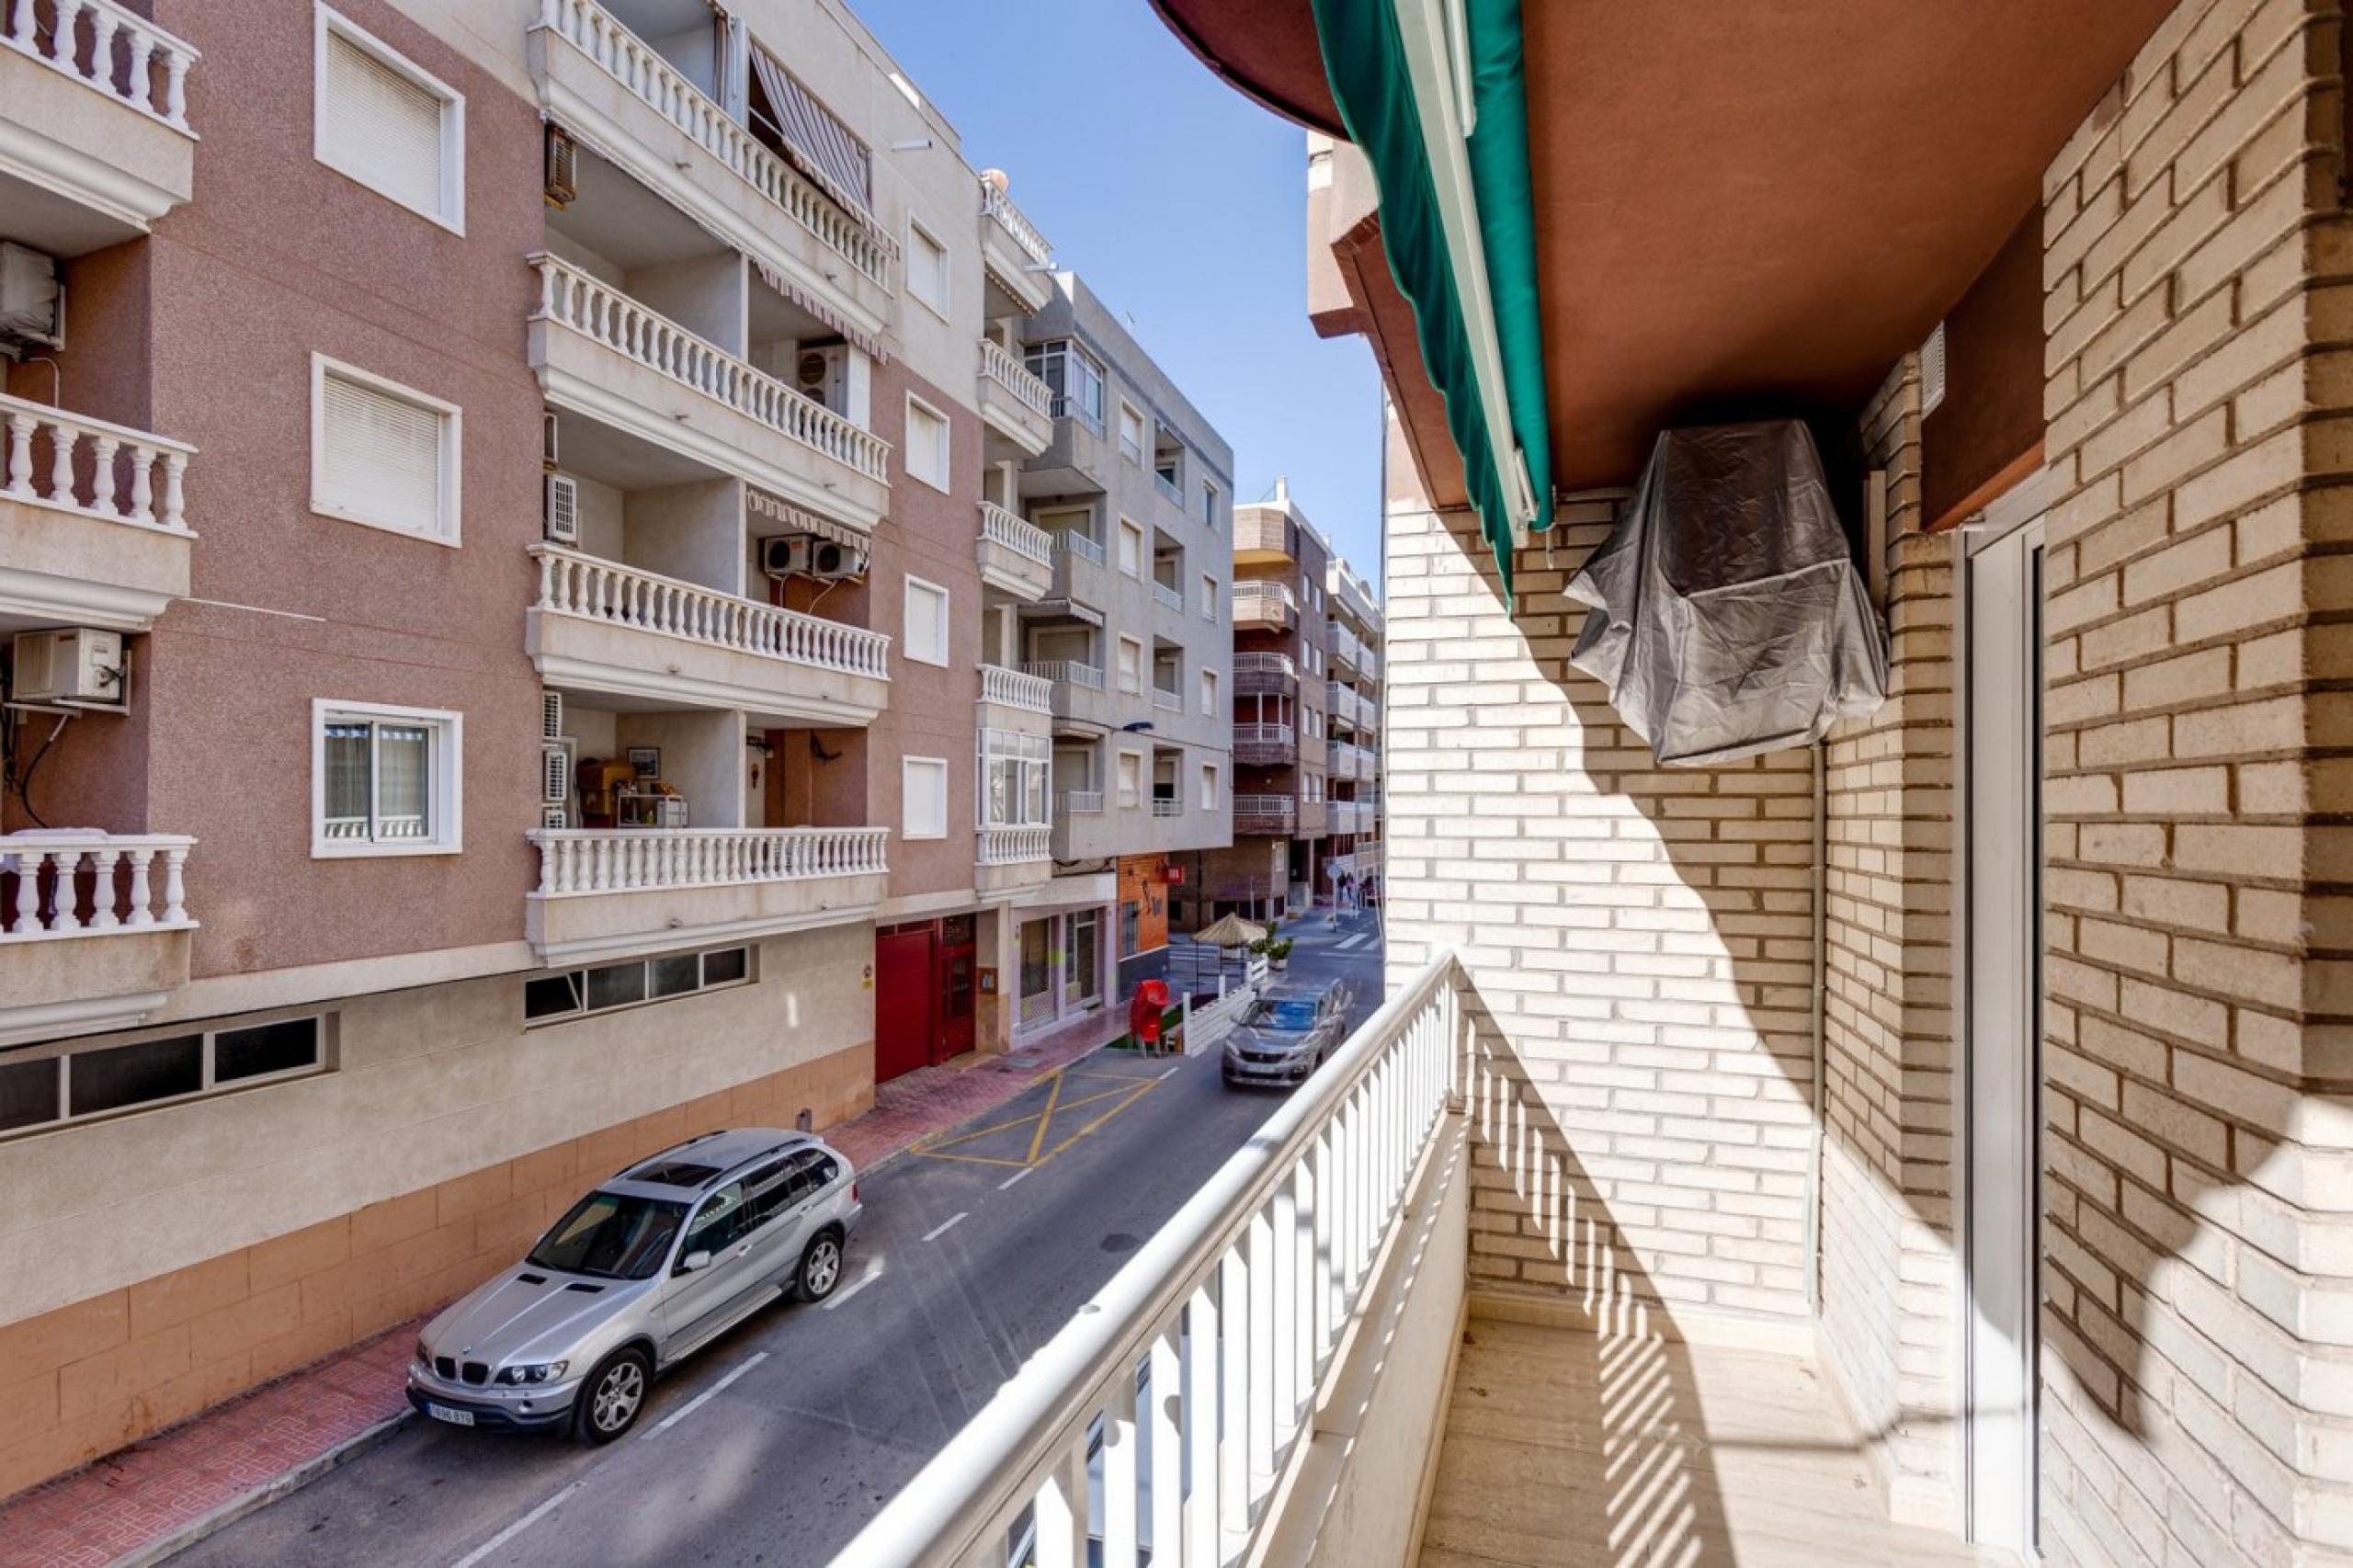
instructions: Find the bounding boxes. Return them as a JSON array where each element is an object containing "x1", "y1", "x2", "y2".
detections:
[{"x1": 1954, "y1": 470, "x2": 2047, "y2": 1556}]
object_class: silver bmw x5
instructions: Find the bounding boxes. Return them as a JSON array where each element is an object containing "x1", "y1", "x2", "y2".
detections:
[{"x1": 406, "y1": 1127, "x2": 862, "y2": 1442}]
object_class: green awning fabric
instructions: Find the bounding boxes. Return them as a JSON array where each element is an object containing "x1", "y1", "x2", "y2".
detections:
[{"x1": 1308, "y1": 0, "x2": 1552, "y2": 593}]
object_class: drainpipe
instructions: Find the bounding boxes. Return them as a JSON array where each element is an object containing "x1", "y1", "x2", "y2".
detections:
[{"x1": 1806, "y1": 738, "x2": 1827, "y2": 1313}]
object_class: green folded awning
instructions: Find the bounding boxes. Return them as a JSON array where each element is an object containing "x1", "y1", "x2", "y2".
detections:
[{"x1": 1308, "y1": 0, "x2": 1552, "y2": 594}]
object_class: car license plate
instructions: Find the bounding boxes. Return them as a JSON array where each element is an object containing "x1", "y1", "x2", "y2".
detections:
[{"x1": 425, "y1": 1403, "x2": 475, "y2": 1427}]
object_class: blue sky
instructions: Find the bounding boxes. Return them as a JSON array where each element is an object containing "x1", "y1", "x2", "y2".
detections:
[{"x1": 858, "y1": 0, "x2": 1386, "y2": 587}]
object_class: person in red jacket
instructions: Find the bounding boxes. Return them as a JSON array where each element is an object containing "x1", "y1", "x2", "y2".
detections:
[{"x1": 1130, "y1": 977, "x2": 1171, "y2": 1051}]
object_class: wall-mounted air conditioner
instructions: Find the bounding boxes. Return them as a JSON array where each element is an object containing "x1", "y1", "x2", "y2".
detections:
[
  {"x1": 12, "y1": 628, "x2": 123, "y2": 705},
  {"x1": 0, "y1": 244, "x2": 63, "y2": 358},
  {"x1": 759, "y1": 534, "x2": 867, "y2": 583},
  {"x1": 541, "y1": 742, "x2": 574, "y2": 806},
  {"x1": 544, "y1": 126, "x2": 578, "y2": 209},
  {"x1": 794, "y1": 345, "x2": 847, "y2": 412},
  {"x1": 544, "y1": 472, "x2": 579, "y2": 545},
  {"x1": 540, "y1": 690, "x2": 564, "y2": 743}
]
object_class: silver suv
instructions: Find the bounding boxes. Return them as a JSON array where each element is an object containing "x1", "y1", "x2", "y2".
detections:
[{"x1": 406, "y1": 1128, "x2": 862, "y2": 1442}]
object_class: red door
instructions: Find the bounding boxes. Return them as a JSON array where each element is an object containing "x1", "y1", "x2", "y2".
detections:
[{"x1": 874, "y1": 927, "x2": 936, "y2": 1082}]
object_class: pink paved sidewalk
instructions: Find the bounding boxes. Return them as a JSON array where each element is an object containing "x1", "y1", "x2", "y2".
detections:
[{"x1": 0, "y1": 1010, "x2": 1131, "y2": 1568}]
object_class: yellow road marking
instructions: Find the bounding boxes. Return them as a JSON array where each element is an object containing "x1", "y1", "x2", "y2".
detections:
[
  {"x1": 1023, "y1": 1069, "x2": 1067, "y2": 1165},
  {"x1": 905, "y1": 1064, "x2": 1165, "y2": 1172}
]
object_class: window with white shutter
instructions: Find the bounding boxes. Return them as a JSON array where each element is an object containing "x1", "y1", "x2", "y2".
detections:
[
  {"x1": 313, "y1": 699, "x2": 461, "y2": 856},
  {"x1": 904, "y1": 576, "x2": 949, "y2": 666},
  {"x1": 311, "y1": 356, "x2": 460, "y2": 542},
  {"x1": 904, "y1": 396, "x2": 950, "y2": 492},
  {"x1": 903, "y1": 757, "x2": 949, "y2": 840},
  {"x1": 907, "y1": 222, "x2": 949, "y2": 318},
  {"x1": 313, "y1": 6, "x2": 465, "y2": 232}
]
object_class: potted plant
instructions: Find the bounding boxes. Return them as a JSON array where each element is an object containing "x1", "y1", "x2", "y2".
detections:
[{"x1": 1268, "y1": 938, "x2": 1293, "y2": 972}]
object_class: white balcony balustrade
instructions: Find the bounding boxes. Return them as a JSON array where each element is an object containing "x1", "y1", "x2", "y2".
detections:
[
  {"x1": 980, "y1": 339, "x2": 1054, "y2": 419},
  {"x1": 1152, "y1": 581, "x2": 1185, "y2": 615},
  {"x1": 1, "y1": 834, "x2": 191, "y2": 939},
  {"x1": 1023, "y1": 660, "x2": 1105, "y2": 691},
  {"x1": 0, "y1": 392, "x2": 195, "y2": 630},
  {"x1": 832, "y1": 951, "x2": 1462, "y2": 1568},
  {"x1": 1053, "y1": 530, "x2": 1107, "y2": 568},
  {"x1": 977, "y1": 338, "x2": 1054, "y2": 459},
  {"x1": 1150, "y1": 797, "x2": 1183, "y2": 818},
  {"x1": 535, "y1": 546, "x2": 888, "y2": 676},
  {"x1": 1058, "y1": 790, "x2": 1104, "y2": 816},
  {"x1": 5, "y1": 0, "x2": 195, "y2": 129},
  {"x1": 1151, "y1": 687, "x2": 1183, "y2": 713},
  {"x1": 1233, "y1": 794, "x2": 1297, "y2": 834},
  {"x1": 979, "y1": 502, "x2": 1053, "y2": 566},
  {"x1": 980, "y1": 665, "x2": 1054, "y2": 714},
  {"x1": 977, "y1": 825, "x2": 1051, "y2": 866},
  {"x1": 3, "y1": 395, "x2": 191, "y2": 533},
  {"x1": 980, "y1": 176, "x2": 1052, "y2": 270},
  {"x1": 977, "y1": 501, "x2": 1053, "y2": 601},
  {"x1": 531, "y1": 825, "x2": 887, "y2": 897},
  {"x1": 1233, "y1": 580, "x2": 1298, "y2": 624}
]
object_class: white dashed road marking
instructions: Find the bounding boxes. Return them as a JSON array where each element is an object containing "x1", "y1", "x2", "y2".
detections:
[
  {"x1": 646, "y1": 1351, "x2": 768, "y2": 1437},
  {"x1": 450, "y1": 1482, "x2": 581, "y2": 1568},
  {"x1": 923, "y1": 1211, "x2": 968, "y2": 1243}
]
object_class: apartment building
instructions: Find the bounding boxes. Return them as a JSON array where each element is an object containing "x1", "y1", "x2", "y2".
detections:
[
  {"x1": 1322, "y1": 546, "x2": 1381, "y2": 896},
  {"x1": 0, "y1": 0, "x2": 1066, "y2": 1498},
  {"x1": 1200, "y1": 480, "x2": 1381, "y2": 918},
  {"x1": 1012, "y1": 273, "x2": 1233, "y2": 1026}
]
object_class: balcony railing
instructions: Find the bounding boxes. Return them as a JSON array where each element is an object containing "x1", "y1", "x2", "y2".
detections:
[
  {"x1": 980, "y1": 176, "x2": 1052, "y2": 269},
  {"x1": 530, "y1": 253, "x2": 891, "y2": 483},
  {"x1": 1053, "y1": 530, "x2": 1107, "y2": 568},
  {"x1": 1150, "y1": 797, "x2": 1183, "y2": 818},
  {"x1": 4, "y1": 0, "x2": 198, "y2": 130},
  {"x1": 1058, "y1": 790, "x2": 1104, "y2": 816},
  {"x1": 980, "y1": 338, "x2": 1055, "y2": 419},
  {"x1": 1151, "y1": 581, "x2": 1185, "y2": 615},
  {"x1": 835, "y1": 951, "x2": 1461, "y2": 1567},
  {"x1": 978, "y1": 825, "x2": 1051, "y2": 866},
  {"x1": 1024, "y1": 660, "x2": 1104, "y2": 691},
  {"x1": 539, "y1": 0, "x2": 892, "y2": 287},
  {"x1": 980, "y1": 501, "x2": 1053, "y2": 566},
  {"x1": 529, "y1": 825, "x2": 888, "y2": 897},
  {"x1": 1154, "y1": 471, "x2": 1183, "y2": 506},
  {"x1": 533, "y1": 546, "x2": 890, "y2": 677},
  {"x1": 1, "y1": 834, "x2": 193, "y2": 939},
  {"x1": 981, "y1": 664, "x2": 1054, "y2": 714},
  {"x1": 1232, "y1": 794, "x2": 1297, "y2": 832},
  {"x1": 1233, "y1": 580, "x2": 1297, "y2": 623},
  {"x1": 1151, "y1": 687, "x2": 1183, "y2": 713},
  {"x1": 2, "y1": 393, "x2": 193, "y2": 534},
  {"x1": 1234, "y1": 722, "x2": 1295, "y2": 747}
]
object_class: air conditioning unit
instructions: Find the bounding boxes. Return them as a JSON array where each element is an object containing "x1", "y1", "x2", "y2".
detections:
[
  {"x1": 760, "y1": 534, "x2": 867, "y2": 582},
  {"x1": 544, "y1": 125, "x2": 579, "y2": 209},
  {"x1": 794, "y1": 345, "x2": 847, "y2": 411},
  {"x1": 541, "y1": 742, "x2": 574, "y2": 805},
  {"x1": 542, "y1": 411, "x2": 560, "y2": 467},
  {"x1": 540, "y1": 690, "x2": 564, "y2": 743},
  {"x1": 0, "y1": 243, "x2": 63, "y2": 358},
  {"x1": 12, "y1": 628, "x2": 123, "y2": 705},
  {"x1": 544, "y1": 472, "x2": 579, "y2": 545},
  {"x1": 540, "y1": 804, "x2": 571, "y2": 832}
]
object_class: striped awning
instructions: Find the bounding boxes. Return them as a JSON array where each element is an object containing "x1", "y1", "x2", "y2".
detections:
[
  {"x1": 747, "y1": 485, "x2": 876, "y2": 546},
  {"x1": 749, "y1": 257, "x2": 890, "y2": 363},
  {"x1": 748, "y1": 44, "x2": 880, "y2": 231}
]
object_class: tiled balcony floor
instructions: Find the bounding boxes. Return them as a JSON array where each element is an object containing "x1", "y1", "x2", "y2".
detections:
[{"x1": 1421, "y1": 1309, "x2": 2007, "y2": 1568}]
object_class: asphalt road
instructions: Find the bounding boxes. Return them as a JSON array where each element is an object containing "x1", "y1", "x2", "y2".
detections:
[{"x1": 173, "y1": 911, "x2": 1384, "y2": 1568}]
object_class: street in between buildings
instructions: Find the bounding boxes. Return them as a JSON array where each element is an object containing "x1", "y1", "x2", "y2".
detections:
[{"x1": 171, "y1": 913, "x2": 1384, "y2": 1568}]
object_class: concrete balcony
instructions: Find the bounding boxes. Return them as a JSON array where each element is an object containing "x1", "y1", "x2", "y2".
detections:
[
  {"x1": 526, "y1": 824, "x2": 887, "y2": 963},
  {"x1": 1296, "y1": 799, "x2": 1326, "y2": 837},
  {"x1": 1233, "y1": 652, "x2": 1298, "y2": 697},
  {"x1": 1327, "y1": 680, "x2": 1362, "y2": 730},
  {"x1": 0, "y1": 393, "x2": 193, "y2": 631},
  {"x1": 529, "y1": 545, "x2": 890, "y2": 727},
  {"x1": 1022, "y1": 659, "x2": 1112, "y2": 734},
  {"x1": 1234, "y1": 721, "x2": 1297, "y2": 767},
  {"x1": 529, "y1": 0, "x2": 892, "y2": 343},
  {"x1": 978, "y1": 338, "x2": 1053, "y2": 458},
  {"x1": 1233, "y1": 579, "x2": 1298, "y2": 629},
  {"x1": 1049, "y1": 790, "x2": 1103, "y2": 861},
  {"x1": 979, "y1": 175, "x2": 1053, "y2": 315},
  {"x1": 1332, "y1": 623, "x2": 1365, "y2": 673},
  {"x1": 975, "y1": 824, "x2": 1051, "y2": 898},
  {"x1": 979, "y1": 663, "x2": 1054, "y2": 720},
  {"x1": 1233, "y1": 506, "x2": 1295, "y2": 562},
  {"x1": 976, "y1": 502, "x2": 1052, "y2": 601},
  {"x1": 0, "y1": 833, "x2": 193, "y2": 1045},
  {"x1": 1233, "y1": 793, "x2": 1296, "y2": 835},
  {"x1": 0, "y1": 0, "x2": 196, "y2": 256},
  {"x1": 529, "y1": 252, "x2": 890, "y2": 531}
]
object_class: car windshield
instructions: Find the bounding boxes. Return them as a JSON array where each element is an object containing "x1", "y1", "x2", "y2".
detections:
[
  {"x1": 1248, "y1": 999, "x2": 1320, "y2": 1032},
  {"x1": 528, "y1": 1191, "x2": 688, "y2": 1281}
]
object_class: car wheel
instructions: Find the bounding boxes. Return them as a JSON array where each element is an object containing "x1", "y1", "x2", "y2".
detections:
[
  {"x1": 795, "y1": 1229, "x2": 845, "y2": 1301},
  {"x1": 574, "y1": 1347, "x2": 650, "y2": 1444}
]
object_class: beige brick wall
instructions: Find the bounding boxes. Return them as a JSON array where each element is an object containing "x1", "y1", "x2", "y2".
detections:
[
  {"x1": 1384, "y1": 415, "x2": 1819, "y2": 1323},
  {"x1": 2039, "y1": 1, "x2": 2353, "y2": 1561},
  {"x1": 1817, "y1": 360, "x2": 1967, "y2": 1527}
]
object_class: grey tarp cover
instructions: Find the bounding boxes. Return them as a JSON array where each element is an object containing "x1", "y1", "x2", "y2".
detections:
[{"x1": 1566, "y1": 420, "x2": 1888, "y2": 766}]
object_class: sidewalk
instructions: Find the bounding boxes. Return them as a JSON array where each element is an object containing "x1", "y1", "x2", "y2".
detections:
[{"x1": 0, "y1": 1010, "x2": 1134, "y2": 1568}]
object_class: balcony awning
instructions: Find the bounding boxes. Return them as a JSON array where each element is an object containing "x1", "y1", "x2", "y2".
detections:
[
  {"x1": 1307, "y1": 0, "x2": 1552, "y2": 592},
  {"x1": 748, "y1": 257, "x2": 889, "y2": 363},
  {"x1": 1027, "y1": 597, "x2": 1104, "y2": 628},
  {"x1": 747, "y1": 486, "x2": 874, "y2": 547}
]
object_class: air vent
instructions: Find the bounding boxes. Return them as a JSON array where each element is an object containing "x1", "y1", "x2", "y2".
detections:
[
  {"x1": 544, "y1": 472, "x2": 579, "y2": 546},
  {"x1": 563, "y1": 1282, "x2": 605, "y2": 1294},
  {"x1": 517, "y1": 1272, "x2": 547, "y2": 1285},
  {"x1": 1919, "y1": 322, "x2": 1948, "y2": 415}
]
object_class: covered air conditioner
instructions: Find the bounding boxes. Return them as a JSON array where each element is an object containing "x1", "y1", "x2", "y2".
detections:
[
  {"x1": 544, "y1": 472, "x2": 579, "y2": 545},
  {"x1": 12, "y1": 628, "x2": 124, "y2": 705},
  {"x1": 0, "y1": 244, "x2": 63, "y2": 358}
]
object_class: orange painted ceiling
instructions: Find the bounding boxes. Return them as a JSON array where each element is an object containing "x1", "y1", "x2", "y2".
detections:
[{"x1": 1153, "y1": 0, "x2": 2177, "y2": 490}]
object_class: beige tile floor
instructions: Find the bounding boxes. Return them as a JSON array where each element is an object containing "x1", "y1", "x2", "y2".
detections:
[{"x1": 1418, "y1": 1312, "x2": 2007, "y2": 1568}]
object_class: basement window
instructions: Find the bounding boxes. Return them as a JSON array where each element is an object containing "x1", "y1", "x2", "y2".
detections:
[
  {"x1": 526, "y1": 946, "x2": 755, "y2": 1025},
  {"x1": 0, "y1": 1016, "x2": 330, "y2": 1139}
]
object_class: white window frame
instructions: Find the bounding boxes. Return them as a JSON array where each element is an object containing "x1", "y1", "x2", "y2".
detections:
[
  {"x1": 904, "y1": 393, "x2": 951, "y2": 493},
  {"x1": 1119, "y1": 402, "x2": 1146, "y2": 465},
  {"x1": 1200, "y1": 668, "x2": 1219, "y2": 717},
  {"x1": 1199, "y1": 572, "x2": 1218, "y2": 621},
  {"x1": 313, "y1": 4, "x2": 467, "y2": 233},
  {"x1": 1117, "y1": 635, "x2": 1143, "y2": 696},
  {"x1": 903, "y1": 756, "x2": 949, "y2": 840},
  {"x1": 903, "y1": 574, "x2": 951, "y2": 667},
  {"x1": 905, "y1": 217, "x2": 950, "y2": 320},
  {"x1": 1116, "y1": 749, "x2": 1143, "y2": 810},
  {"x1": 309, "y1": 353, "x2": 462, "y2": 545},
  {"x1": 1199, "y1": 763, "x2": 1219, "y2": 812},
  {"x1": 1118, "y1": 517, "x2": 1144, "y2": 578},
  {"x1": 311, "y1": 698, "x2": 462, "y2": 858},
  {"x1": 977, "y1": 728, "x2": 1052, "y2": 829}
]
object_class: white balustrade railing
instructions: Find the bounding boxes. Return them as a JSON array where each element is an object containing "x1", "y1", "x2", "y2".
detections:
[
  {"x1": 529, "y1": 825, "x2": 888, "y2": 897},
  {"x1": 979, "y1": 501, "x2": 1053, "y2": 567},
  {"x1": 529, "y1": 253, "x2": 891, "y2": 483},
  {"x1": 538, "y1": 0, "x2": 892, "y2": 286},
  {"x1": 533, "y1": 545, "x2": 890, "y2": 678},
  {"x1": 979, "y1": 176, "x2": 1052, "y2": 269},
  {"x1": 979, "y1": 338, "x2": 1054, "y2": 419},
  {"x1": 978, "y1": 824, "x2": 1051, "y2": 867},
  {"x1": 1233, "y1": 653, "x2": 1295, "y2": 678},
  {"x1": 1058, "y1": 790, "x2": 1103, "y2": 816},
  {"x1": 1153, "y1": 471, "x2": 1184, "y2": 506},
  {"x1": 1233, "y1": 580, "x2": 1297, "y2": 620},
  {"x1": 4, "y1": 0, "x2": 197, "y2": 130},
  {"x1": 1234, "y1": 722, "x2": 1295, "y2": 746},
  {"x1": 1151, "y1": 687, "x2": 1182, "y2": 713},
  {"x1": 1151, "y1": 581, "x2": 1185, "y2": 615},
  {"x1": 1023, "y1": 660, "x2": 1103, "y2": 691},
  {"x1": 980, "y1": 664, "x2": 1054, "y2": 713},
  {"x1": 1, "y1": 833, "x2": 193, "y2": 938},
  {"x1": 1052, "y1": 529, "x2": 1106, "y2": 568},
  {"x1": 1149, "y1": 797, "x2": 1183, "y2": 818},
  {"x1": 1, "y1": 392, "x2": 193, "y2": 533},
  {"x1": 831, "y1": 951, "x2": 1462, "y2": 1568}
]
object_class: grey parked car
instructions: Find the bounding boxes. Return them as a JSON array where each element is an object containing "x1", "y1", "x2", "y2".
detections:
[
  {"x1": 1222, "y1": 981, "x2": 1354, "y2": 1088},
  {"x1": 406, "y1": 1128, "x2": 862, "y2": 1443}
]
